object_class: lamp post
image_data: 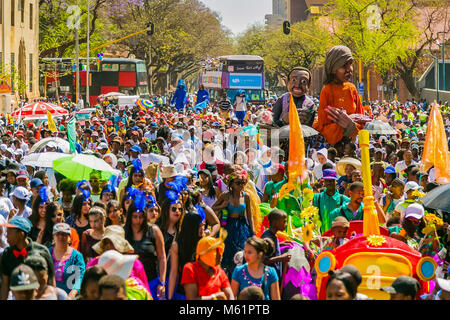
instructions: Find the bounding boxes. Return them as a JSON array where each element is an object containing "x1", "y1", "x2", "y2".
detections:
[{"x1": 424, "y1": 52, "x2": 439, "y2": 102}]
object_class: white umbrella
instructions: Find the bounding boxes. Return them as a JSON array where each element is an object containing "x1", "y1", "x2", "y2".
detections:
[
  {"x1": 21, "y1": 152, "x2": 69, "y2": 168},
  {"x1": 29, "y1": 137, "x2": 71, "y2": 154}
]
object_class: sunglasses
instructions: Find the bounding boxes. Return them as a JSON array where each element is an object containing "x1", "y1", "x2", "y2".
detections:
[
  {"x1": 171, "y1": 207, "x2": 182, "y2": 212},
  {"x1": 234, "y1": 180, "x2": 245, "y2": 185},
  {"x1": 52, "y1": 213, "x2": 63, "y2": 218}
]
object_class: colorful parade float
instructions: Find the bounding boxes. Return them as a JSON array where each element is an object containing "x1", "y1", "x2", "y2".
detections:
[{"x1": 313, "y1": 130, "x2": 436, "y2": 300}]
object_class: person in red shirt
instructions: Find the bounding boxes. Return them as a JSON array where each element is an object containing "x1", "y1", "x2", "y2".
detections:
[{"x1": 181, "y1": 235, "x2": 234, "y2": 300}]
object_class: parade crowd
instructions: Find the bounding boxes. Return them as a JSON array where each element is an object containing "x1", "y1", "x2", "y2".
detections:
[{"x1": 0, "y1": 45, "x2": 449, "y2": 301}]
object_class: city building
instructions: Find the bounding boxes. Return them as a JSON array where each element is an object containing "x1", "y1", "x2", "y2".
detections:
[
  {"x1": 287, "y1": 0, "x2": 328, "y2": 24},
  {"x1": 0, "y1": 0, "x2": 40, "y2": 114},
  {"x1": 265, "y1": 0, "x2": 287, "y2": 28}
]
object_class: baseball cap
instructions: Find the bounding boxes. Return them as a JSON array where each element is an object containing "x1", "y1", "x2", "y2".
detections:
[
  {"x1": 384, "y1": 166, "x2": 396, "y2": 174},
  {"x1": 91, "y1": 131, "x2": 99, "y2": 137},
  {"x1": 150, "y1": 122, "x2": 158, "y2": 128},
  {"x1": 12, "y1": 186, "x2": 31, "y2": 201},
  {"x1": 1, "y1": 216, "x2": 32, "y2": 233},
  {"x1": 381, "y1": 276, "x2": 420, "y2": 298},
  {"x1": 323, "y1": 169, "x2": 337, "y2": 180},
  {"x1": 9, "y1": 264, "x2": 39, "y2": 291},
  {"x1": 16, "y1": 170, "x2": 28, "y2": 180},
  {"x1": 267, "y1": 163, "x2": 285, "y2": 176},
  {"x1": 411, "y1": 144, "x2": 419, "y2": 150},
  {"x1": 30, "y1": 178, "x2": 44, "y2": 188},
  {"x1": 130, "y1": 145, "x2": 142, "y2": 153},
  {"x1": 97, "y1": 142, "x2": 109, "y2": 150},
  {"x1": 53, "y1": 223, "x2": 71, "y2": 235},
  {"x1": 404, "y1": 181, "x2": 420, "y2": 193},
  {"x1": 404, "y1": 203, "x2": 425, "y2": 220}
]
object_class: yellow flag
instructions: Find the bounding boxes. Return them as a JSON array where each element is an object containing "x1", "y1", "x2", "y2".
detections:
[
  {"x1": 420, "y1": 103, "x2": 450, "y2": 184},
  {"x1": 47, "y1": 110, "x2": 57, "y2": 132},
  {"x1": 279, "y1": 93, "x2": 308, "y2": 199}
]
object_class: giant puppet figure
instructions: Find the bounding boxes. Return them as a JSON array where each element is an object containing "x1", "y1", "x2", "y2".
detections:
[{"x1": 171, "y1": 79, "x2": 188, "y2": 112}]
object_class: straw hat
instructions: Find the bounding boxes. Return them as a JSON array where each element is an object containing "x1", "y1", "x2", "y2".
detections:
[
  {"x1": 97, "y1": 250, "x2": 138, "y2": 280},
  {"x1": 161, "y1": 165, "x2": 177, "y2": 179},
  {"x1": 92, "y1": 225, "x2": 134, "y2": 254},
  {"x1": 336, "y1": 157, "x2": 362, "y2": 177}
]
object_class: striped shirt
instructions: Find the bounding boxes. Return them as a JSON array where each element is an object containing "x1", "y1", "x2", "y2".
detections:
[{"x1": 218, "y1": 99, "x2": 232, "y2": 111}]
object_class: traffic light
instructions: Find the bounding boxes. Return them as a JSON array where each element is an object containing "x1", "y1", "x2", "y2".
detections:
[
  {"x1": 283, "y1": 21, "x2": 291, "y2": 35},
  {"x1": 146, "y1": 22, "x2": 154, "y2": 36}
]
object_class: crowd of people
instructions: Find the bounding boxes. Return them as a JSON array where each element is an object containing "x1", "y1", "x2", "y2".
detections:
[{"x1": 0, "y1": 45, "x2": 449, "y2": 301}]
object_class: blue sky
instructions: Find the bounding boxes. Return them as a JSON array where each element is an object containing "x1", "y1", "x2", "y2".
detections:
[{"x1": 201, "y1": 0, "x2": 272, "y2": 36}]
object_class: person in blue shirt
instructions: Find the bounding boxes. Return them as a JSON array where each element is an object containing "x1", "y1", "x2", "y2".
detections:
[
  {"x1": 114, "y1": 108, "x2": 128, "y2": 131},
  {"x1": 170, "y1": 79, "x2": 188, "y2": 112},
  {"x1": 231, "y1": 237, "x2": 280, "y2": 300},
  {"x1": 196, "y1": 84, "x2": 209, "y2": 106}
]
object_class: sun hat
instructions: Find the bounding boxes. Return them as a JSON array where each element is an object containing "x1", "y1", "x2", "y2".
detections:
[
  {"x1": 53, "y1": 223, "x2": 71, "y2": 235},
  {"x1": 404, "y1": 203, "x2": 425, "y2": 220},
  {"x1": 336, "y1": 157, "x2": 362, "y2": 177},
  {"x1": 323, "y1": 169, "x2": 337, "y2": 180},
  {"x1": 97, "y1": 250, "x2": 138, "y2": 280},
  {"x1": 332, "y1": 216, "x2": 350, "y2": 229},
  {"x1": 12, "y1": 186, "x2": 31, "y2": 201},
  {"x1": 161, "y1": 165, "x2": 178, "y2": 179},
  {"x1": 9, "y1": 264, "x2": 39, "y2": 291},
  {"x1": 1, "y1": 216, "x2": 32, "y2": 233},
  {"x1": 404, "y1": 181, "x2": 420, "y2": 193},
  {"x1": 381, "y1": 276, "x2": 420, "y2": 298},
  {"x1": 92, "y1": 225, "x2": 134, "y2": 254}
]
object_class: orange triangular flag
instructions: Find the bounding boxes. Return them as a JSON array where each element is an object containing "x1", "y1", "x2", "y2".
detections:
[
  {"x1": 279, "y1": 93, "x2": 308, "y2": 199},
  {"x1": 420, "y1": 103, "x2": 450, "y2": 184}
]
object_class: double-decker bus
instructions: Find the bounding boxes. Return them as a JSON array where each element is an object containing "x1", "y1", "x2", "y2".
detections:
[
  {"x1": 199, "y1": 55, "x2": 265, "y2": 104},
  {"x1": 40, "y1": 58, "x2": 149, "y2": 106}
]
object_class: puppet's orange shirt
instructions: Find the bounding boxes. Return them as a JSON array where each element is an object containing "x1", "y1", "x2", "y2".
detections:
[{"x1": 313, "y1": 82, "x2": 364, "y2": 145}]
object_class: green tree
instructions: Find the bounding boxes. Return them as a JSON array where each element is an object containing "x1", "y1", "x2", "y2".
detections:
[
  {"x1": 324, "y1": 0, "x2": 418, "y2": 98},
  {"x1": 394, "y1": 0, "x2": 450, "y2": 98},
  {"x1": 111, "y1": 0, "x2": 233, "y2": 93}
]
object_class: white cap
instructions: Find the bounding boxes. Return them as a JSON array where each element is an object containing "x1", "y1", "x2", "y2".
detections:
[
  {"x1": 0, "y1": 144, "x2": 7, "y2": 151},
  {"x1": 404, "y1": 203, "x2": 425, "y2": 220},
  {"x1": 404, "y1": 181, "x2": 420, "y2": 193},
  {"x1": 5, "y1": 148, "x2": 14, "y2": 155},
  {"x1": 97, "y1": 142, "x2": 109, "y2": 150}
]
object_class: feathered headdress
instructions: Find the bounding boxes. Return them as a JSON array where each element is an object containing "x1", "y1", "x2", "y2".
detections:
[
  {"x1": 125, "y1": 187, "x2": 139, "y2": 201},
  {"x1": 132, "y1": 158, "x2": 143, "y2": 173},
  {"x1": 134, "y1": 191, "x2": 147, "y2": 213},
  {"x1": 81, "y1": 188, "x2": 91, "y2": 202},
  {"x1": 76, "y1": 180, "x2": 88, "y2": 191},
  {"x1": 165, "y1": 189, "x2": 180, "y2": 205},
  {"x1": 101, "y1": 184, "x2": 115, "y2": 196},
  {"x1": 146, "y1": 194, "x2": 157, "y2": 209},
  {"x1": 39, "y1": 186, "x2": 48, "y2": 205}
]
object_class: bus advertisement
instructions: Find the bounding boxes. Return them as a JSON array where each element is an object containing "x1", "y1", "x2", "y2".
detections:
[
  {"x1": 200, "y1": 55, "x2": 265, "y2": 104},
  {"x1": 40, "y1": 58, "x2": 150, "y2": 106}
]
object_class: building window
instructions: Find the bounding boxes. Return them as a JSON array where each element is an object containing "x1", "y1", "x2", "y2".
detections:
[
  {"x1": 19, "y1": 0, "x2": 24, "y2": 23},
  {"x1": 29, "y1": 4, "x2": 33, "y2": 29},
  {"x1": 11, "y1": 0, "x2": 15, "y2": 26},
  {"x1": 29, "y1": 54, "x2": 33, "y2": 92},
  {"x1": 11, "y1": 53, "x2": 15, "y2": 92}
]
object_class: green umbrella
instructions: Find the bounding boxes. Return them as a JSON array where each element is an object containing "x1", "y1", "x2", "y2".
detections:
[{"x1": 53, "y1": 154, "x2": 118, "y2": 181}]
